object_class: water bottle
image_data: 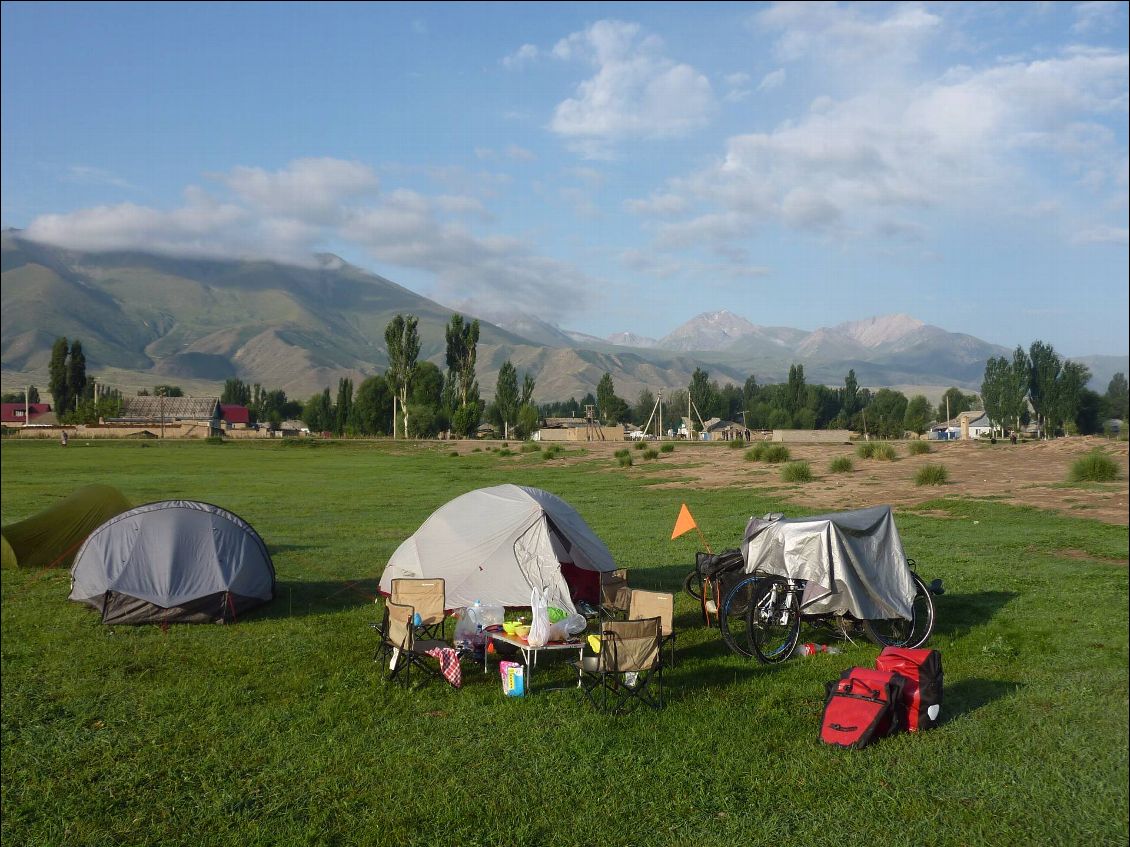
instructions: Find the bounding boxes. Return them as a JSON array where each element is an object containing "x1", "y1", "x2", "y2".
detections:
[{"x1": 791, "y1": 642, "x2": 841, "y2": 658}]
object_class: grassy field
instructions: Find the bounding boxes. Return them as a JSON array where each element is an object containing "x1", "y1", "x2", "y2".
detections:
[{"x1": 2, "y1": 439, "x2": 1127, "y2": 847}]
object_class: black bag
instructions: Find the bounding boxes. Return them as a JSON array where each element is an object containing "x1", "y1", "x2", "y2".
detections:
[
  {"x1": 876, "y1": 647, "x2": 944, "y2": 731},
  {"x1": 820, "y1": 667, "x2": 907, "y2": 749}
]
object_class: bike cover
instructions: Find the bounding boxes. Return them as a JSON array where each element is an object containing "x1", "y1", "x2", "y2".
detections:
[{"x1": 740, "y1": 505, "x2": 915, "y2": 620}]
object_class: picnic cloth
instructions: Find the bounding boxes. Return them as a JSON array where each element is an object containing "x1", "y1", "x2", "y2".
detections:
[{"x1": 426, "y1": 647, "x2": 462, "y2": 688}]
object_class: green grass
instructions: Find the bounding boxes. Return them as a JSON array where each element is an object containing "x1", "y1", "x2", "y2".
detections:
[
  {"x1": 1069, "y1": 450, "x2": 1121, "y2": 483},
  {"x1": 642, "y1": 448, "x2": 659, "y2": 461},
  {"x1": 2, "y1": 439, "x2": 1128, "y2": 847},
  {"x1": 915, "y1": 464, "x2": 950, "y2": 486},
  {"x1": 780, "y1": 461, "x2": 813, "y2": 483},
  {"x1": 908, "y1": 441, "x2": 932, "y2": 456},
  {"x1": 828, "y1": 456, "x2": 854, "y2": 474}
]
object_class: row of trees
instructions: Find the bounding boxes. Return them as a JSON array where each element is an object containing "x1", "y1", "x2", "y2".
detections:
[
  {"x1": 296, "y1": 313, "x2": 538, "y2": 439},
  {"x1": 982, "y1": 341, "x2": 1127, "y2": 437}
]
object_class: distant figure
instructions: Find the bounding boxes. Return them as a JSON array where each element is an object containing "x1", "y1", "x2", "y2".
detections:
[
  {"x1": 1010, "y1": 431, "x2": 1017, "y2": 445},
  {"x1": 60, "y1": 430, "x2": 68, "y2": 447}
]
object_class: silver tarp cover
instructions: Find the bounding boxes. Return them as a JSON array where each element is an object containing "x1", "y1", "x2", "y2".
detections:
[{"x1": 740, "y1": 505, "x2": 914, "y2": 620}]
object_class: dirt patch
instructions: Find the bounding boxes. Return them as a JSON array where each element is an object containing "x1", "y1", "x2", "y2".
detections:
[
  {"x1": 1048, "y1": 548, "x2": 1129, "y2": 567},
  {"x1": 495, "y1": 436, "x2": 1130, "y2": 526}
]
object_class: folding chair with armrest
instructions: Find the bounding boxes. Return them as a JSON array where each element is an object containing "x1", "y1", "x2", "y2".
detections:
[
  {"x1": 628, "y1": 589, "x2": 677, "y2": 668},
  {"x1": 382, "y1": 601, "x2": 461, "y2": 689},
  {"x1": 599, "y1": 568, "x2": 631, "y2": 620},
  {"x1": 575, "y1": 616, "x2": 663, "y2": 713}
]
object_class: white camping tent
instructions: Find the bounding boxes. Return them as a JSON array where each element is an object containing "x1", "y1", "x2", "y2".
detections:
[
  {"x1": 70, "y1": 500, "x2": 275, "y2": 624},
  {"x1": 379, "y1": 484, "x2": 617, "y2": 613}
]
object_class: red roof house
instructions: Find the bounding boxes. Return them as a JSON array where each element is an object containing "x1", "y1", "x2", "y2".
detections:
[
  {"x1": 219, "y1": 404, "x2": 251, "y2": 426},
  {"x1": 1, "y1": 403, "x2": 53, "y2": 425}
]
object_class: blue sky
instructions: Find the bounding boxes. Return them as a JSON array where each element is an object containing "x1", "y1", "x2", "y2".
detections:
[{"x1": 2, "y1": 1, "x2": 1127, "y2": 356}]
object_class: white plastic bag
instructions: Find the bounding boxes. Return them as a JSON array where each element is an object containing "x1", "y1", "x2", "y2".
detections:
[
  {"x1": 527, "y1": 587, "x2": 551, "y2": 647},
  {"x1": 547, "y1": 613, "x2": 587, "y2": 642}
]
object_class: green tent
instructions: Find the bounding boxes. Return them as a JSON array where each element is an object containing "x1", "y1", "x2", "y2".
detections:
[{"x1": 1, "y1": 484, "x2": 132, "y2": 569}]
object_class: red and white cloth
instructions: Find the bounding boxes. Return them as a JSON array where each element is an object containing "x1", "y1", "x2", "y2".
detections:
[{"x1": 426, "y1": 647, "x2": 463, "y2": 688}]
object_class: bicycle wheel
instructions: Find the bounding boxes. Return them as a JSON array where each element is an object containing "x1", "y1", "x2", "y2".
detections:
[
  {"x1": 683, "y1": 569, "x2": 703, "y2": 601},
  {"x1": 862, "y1": 571, "x2": 935, "y2": 649},
  {"x1": 747, "y1": 576, "x2": 801, "y2": 664},
  {"x1": 718, "y1": 575, "x2": 760, "y2": 658}
]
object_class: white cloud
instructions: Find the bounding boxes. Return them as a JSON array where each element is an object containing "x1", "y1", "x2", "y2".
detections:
[
  {"x1": 502, "y1": 43, "x2": 539, "y2": 69},
  {"x1": 21, "y1": 158, "x2": 599, "y2": 320},
  {"x1": 505, "y1": 145, "x2": 537, "y2": 162},
  {"x1": 63, "y1": 165, "x2": 137, "y2": 190},
  {"x1": 1072, "y1": 1, "x2": 1124, "y2": 34},
  {"x1": 549, "y1": 20, "x2": 715, "y2": 156},
  {"x1": 221, "y1": 157, "x2": 379, "y2": 223},
  {"x1": 756, "y1": 69, "x2": 786, "y2": 92},
  {"x1": 1071, "y1": 224, "x2": 1129, "y2": 245}
]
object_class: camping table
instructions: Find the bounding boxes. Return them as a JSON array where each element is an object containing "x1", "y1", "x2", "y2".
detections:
[{"x1": 484, "y1": 632, "x2": 585, "y2": 693}]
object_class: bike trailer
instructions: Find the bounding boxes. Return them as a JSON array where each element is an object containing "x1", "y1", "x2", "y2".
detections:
[
  {"x1": 820, "y1": 667, "x2": 907, "y2": 749},
  {"x1": 876, "y1": 646, "x2": 943, "y2": 731}
]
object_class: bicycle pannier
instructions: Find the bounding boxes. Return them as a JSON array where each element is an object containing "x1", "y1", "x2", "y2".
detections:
[
  {"x1": 876, "y1": 647, "x2": 943, "y2": 731},
  {"x1": 820, "y1": 667, "x2": 907, "y2": 749}
]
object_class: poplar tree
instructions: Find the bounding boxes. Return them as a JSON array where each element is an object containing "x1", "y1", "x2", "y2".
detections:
[{"x1": 384, "y1": 314, "x2": 419, "y2": 438}]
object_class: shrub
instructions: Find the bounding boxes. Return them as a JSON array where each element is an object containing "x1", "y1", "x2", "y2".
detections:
[
  {"x1": 614, "y1": 448, "x2": 630, "y2": 459},
  {"x1": 728, "y1": 438, "x2": 746, "y2": 449},
  {"x1": 908, "y1": 441, "x2": 931, "y2": 455},
  {"x1": 660, "y1": 443, "x2": 674, "y2": 453},
  {"x1": 643, "y1": 449, "x2": 659, "y2": 460},
  {"x1": 781, "y1": 461, "x2": 813, "y2": 482},
  {"x1": 856, "y1": 442, "x2": 876, "y2": 459},
  {"x1": 542, "y1": 445, "x2": 565, "y2": 460},
  {"x1": 520, "y1": 442, "x2": 540, "y2": 453},
  {"x1": 618, "y1": 454, "x2": 633, "y2": 468},
  {"x1": 761, "y1": 444, "x2": 791, "y2": 463},
  {"x1": 744, "y1": 445, "x2": 762, "y2": 462},
  {"x1": 448, "y1": 451, "x2": 459, "y2": 457},
  {"x1": 828, "y1": 456, "x2": 854, "y2": 473},
  {"x1": 634, "y1": 441, "x2": 647, "y2": 450},
  {"x1": 497, "y1": 448, "x2": 513, "y2": 457},
  {"x1": 205, "y1": 435, "x2": 227, "y2": 445},
  {"x1": 875, "y1": 443, "x2": 897, "y2": 460},
  {"x1": 1069, "y1": 450, "x2": 1120, "y2": 482},
  {"x1": 915, "y1": 464, "x2": 949, "y2": 486}
]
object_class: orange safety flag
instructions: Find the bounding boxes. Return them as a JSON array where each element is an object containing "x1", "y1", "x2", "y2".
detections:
[{"x1": 671, "y1": 503, "x2": 698, "y2": 540}]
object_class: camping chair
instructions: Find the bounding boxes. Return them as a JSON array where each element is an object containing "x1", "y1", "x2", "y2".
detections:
[
  {"x1": 381, "y1": 601, "x2": 461, "y2": 690},
  {"x1": 628, "y1": 589, "x2": 677, "y2": 668},
  {"x1": 599, "y1": 568, "x2": 631, "y2": 620},
  {"x1": 575, "y1": 616, "x2": 663, "y2": 714},
  {"x1": 371, "y1": 578, "x2": 447, "y2": 663},
  {"x1": 391, "y1": 578, "x2": 448, "y2": 640}
]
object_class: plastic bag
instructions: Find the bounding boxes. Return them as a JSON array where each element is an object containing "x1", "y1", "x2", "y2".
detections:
[
  {"x1": 453, "y1": 606, "x2": 481, "y2": 646},
  {"x1": 527, "y1": 587, "x2": 551, "y2": 647},
  {"x1": 547, "y1": 613, "x2": 587, "y2": 642}
]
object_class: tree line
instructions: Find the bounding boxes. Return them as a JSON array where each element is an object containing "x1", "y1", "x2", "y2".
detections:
[
  {"x1": 981, "y1": 340, "x2": 1127, "y2": 438},
  {"x1": 26, "y1": 331, "x2": 1127, "y2": 440}
]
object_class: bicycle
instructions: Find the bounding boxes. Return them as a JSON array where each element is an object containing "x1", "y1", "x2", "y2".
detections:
[{"x1": 716, "y1": 560, "x2": 940, "y2": 663}]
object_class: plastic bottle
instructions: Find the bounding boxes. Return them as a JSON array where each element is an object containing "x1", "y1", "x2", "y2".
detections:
[{"x1": 791, "y1": 642, "x2": 842, "y2": 658}]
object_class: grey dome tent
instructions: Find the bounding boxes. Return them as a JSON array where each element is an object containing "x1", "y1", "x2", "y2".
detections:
[
  {"x1": 69, "y1": 500, "x2": 275, "y2": 625},
  {"x1": 379, "y1": 484, "x2": 617, "y2": 613}
]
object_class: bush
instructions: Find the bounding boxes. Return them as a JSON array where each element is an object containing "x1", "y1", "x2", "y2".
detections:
[
  {"x1": 781, "y1": 461, "x2": 813, "y2": 482},
  {"x1": 520, "y1": 442, "x2": 540, "y2": 453},
  {"x1": 542, "y1": 445, "x2": 565, "y2": 460},
  {"x1": 660, "y1": 443, "x2": 674, "y2": 453},
  {"x1": 497, "y1": 448, "x2": 513, "y2": 457},
  {"x1": 642, "y1": 449, "x2": 659, "y2": 460},
  {"x1": 856, "y1": 442, "x2": 876, "y2": 459},
  {"x1": 761, "y1": 444, "x2": 791, "y2": 463},
  {"x1": 448, "y1": 450, "x2": 459, "y2": 457},
  {"x1": 614, "y1": 448, "x2": 630, "y2": 459},
  {"x1": 828, "y1": 456, "x2": 854, "y2": 473},
  {"x1": 634, "y1": 441, "x2": 647, "y2": 451},
  {"x1": 908, "y1": 441, "x2": 931, "y2": 455},
  {"x1": 728, "y1": 438, "x2": 746, "y2": 449},
  {"x1": 618, "y1": 454, "x2": 633, "y2": 468},
  {"x1": 859, "y1": 442, "x2": 896, "y2": 460},
  {"x1": 205, "y1": 435, "x2": 227, "y2": 445},
  {"x1": 744, "y1": 444, "x2": 764, "y2": 462},
  {"x1": 875, "y1": 443, "x2": 897, "y2": 460},
  {"x1": 1069, "y1": 450, "x2": 1120, "y2": 482},
  {"x1": 915, "y1": 464, "x2": 949, "y2": 486}
]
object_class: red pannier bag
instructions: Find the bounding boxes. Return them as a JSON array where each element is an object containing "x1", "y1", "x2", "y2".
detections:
[
  {"x1": 820, "y1": 667, "x2": 907, "y2": 749},
  {"x1": 876, "y1": 647, "x2": 944, "y2": 732}
]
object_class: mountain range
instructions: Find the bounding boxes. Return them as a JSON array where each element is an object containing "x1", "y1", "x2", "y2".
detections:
[{"x1": 2, "y1": 231, "x2": 1124, "y2": 405}]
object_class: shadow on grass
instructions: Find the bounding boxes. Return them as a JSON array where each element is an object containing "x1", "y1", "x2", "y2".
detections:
[
  {"x1": 932, "y1": 591, "x2": 1019, "y2": 638},
  {"x1": 633, "y1": 561, "x2": 697, "y2": 593},
  {"x1": 257, "y1": 579, "x2": 382, "y2": 619},
  {"x1": 943, "y1": 677, "x2": 1022, "y2": 723}
]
